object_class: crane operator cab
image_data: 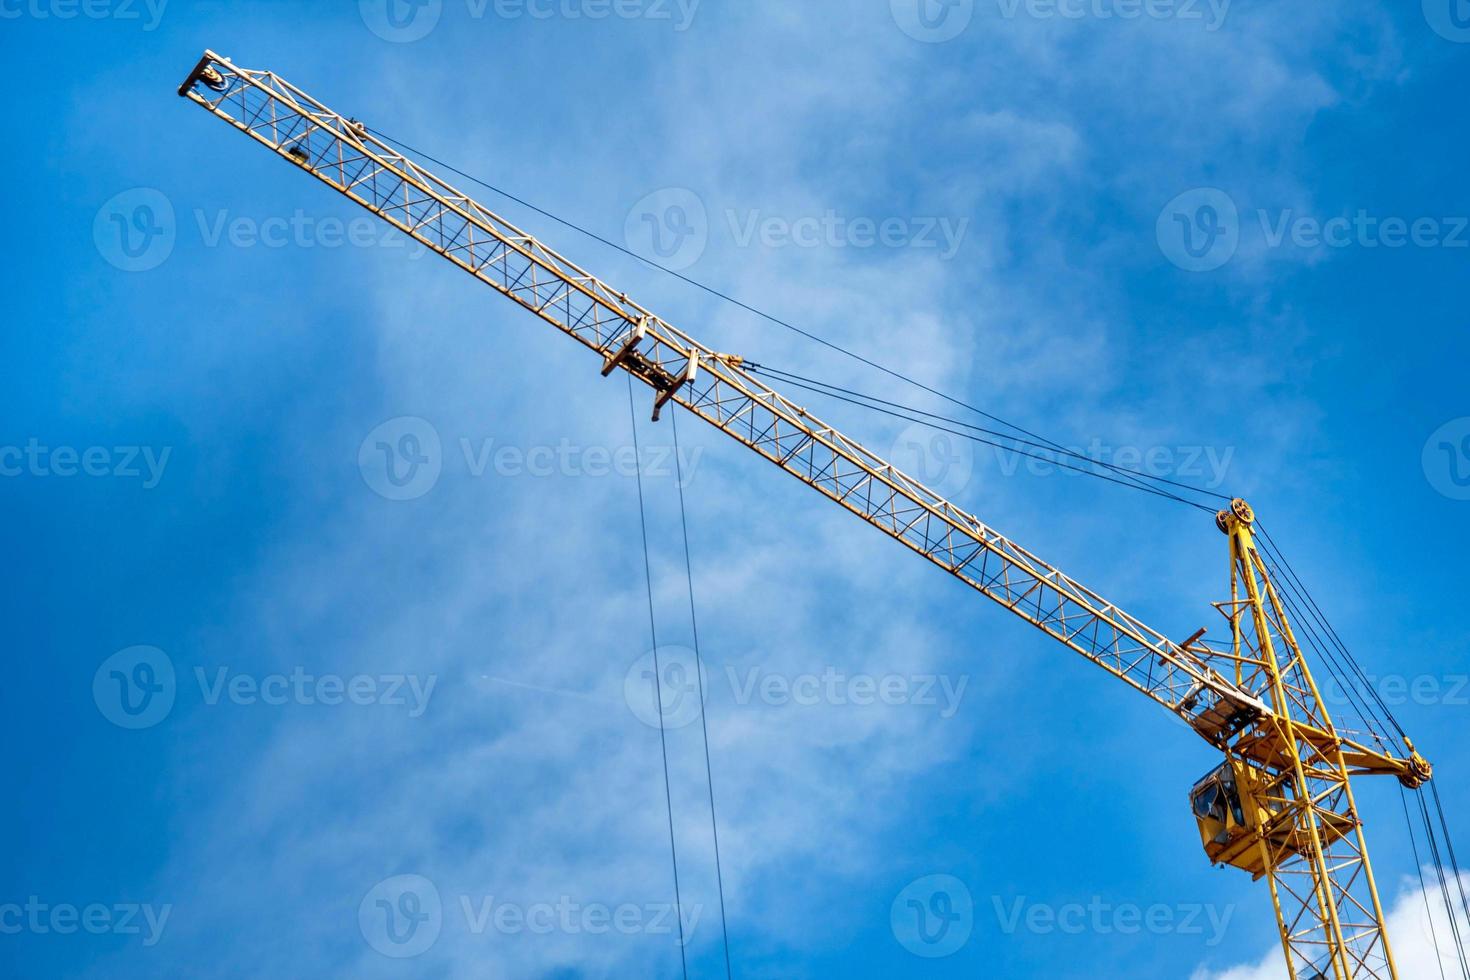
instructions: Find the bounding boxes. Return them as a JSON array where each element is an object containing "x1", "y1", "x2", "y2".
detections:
[
  {"x1": 1191, "y1": 759, "x2": 1355, "y2": 878},
  {"x1": 1191, "y1": 761, "x2": 1273, "y2": 877}
]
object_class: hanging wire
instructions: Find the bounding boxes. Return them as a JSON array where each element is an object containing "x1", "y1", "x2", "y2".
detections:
[
  {"x1": 1433, "y1": 780, "x2": 1470, "y2": 960},
  {"x1": 670, "y1": 411, "x2": 735, "y2": 980},
  {"x1": 627, "y1": 376, "x2": 690, "y2": 980},
  {"x1": 1402, "y1": 784, "x2": 1451, "y2": 980},
  {"x1": 1419, "y1": 788, "x2": 1470, "y2": 976},
  {"x1": 362, "y1": 127, "x2": 1469, "y2": 979}
]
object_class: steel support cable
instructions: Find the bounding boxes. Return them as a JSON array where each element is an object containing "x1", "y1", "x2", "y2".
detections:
[
  {"x1": 1254, "y1": 524, "x2": 1467, "y2": 977},
  {"x1": 1421, "y1": 788, "x2": 1470, "y2": 977},
  {"x1": 1403, "y1": 783, "x2": 1452, "y2": 980},
  {"x1": 754, "y1": 370, "x2": 1215, "y2": 511},
  {"x1": 1256, "y1": 549, "x2": 1395, "y2": 750},
  {"x1": 1255, "y1": 524, "x2": 1407, "y2": 739},
  {"x1": 361, "y1": 129, "x2": 1459, "y2": 973},
  {"x1": 1267, "y1": 568, "x2": 1394, "y2": 750},
  {"x1": 749, "y1": 363, "x2": 1234, "y2": 508},
  {"x1": 1267, "y1": 567, "x2": 1383, "y2": 741},
  {"x1": 1433, "y1": 780, "x2": 1470, "y2": 956},
  {"x1": 627, "y1": 376, "x2": 690, "y2": 979},
  {"x1": 669, "y1": 410, "x2": 735, "y2": 980},
  {"x1": 369, "y1": 127, "x2": 1231, "y2": 517},
  {"x1": 366, "y1": 127, "x2": 1167, "y2": 473}
]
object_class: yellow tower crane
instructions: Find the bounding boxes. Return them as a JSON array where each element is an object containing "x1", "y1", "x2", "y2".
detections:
[{"x1": 178, "y1": 50, "x2": 1439, "y2": 979}]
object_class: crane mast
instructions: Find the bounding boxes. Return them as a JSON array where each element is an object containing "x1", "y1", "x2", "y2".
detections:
[{"x1": 178, "y1": 51, "x2": 1435, "y2": 979}]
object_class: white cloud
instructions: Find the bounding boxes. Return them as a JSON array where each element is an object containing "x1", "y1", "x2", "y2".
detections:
[
  {"x1": 117, "y1": 5, "x2": 1427, "y2": 978},
  {"x1": 1191, "y1": 872, "x2": 1470, "y2": 980}
]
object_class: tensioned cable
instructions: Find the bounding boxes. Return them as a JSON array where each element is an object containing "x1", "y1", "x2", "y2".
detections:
[
  {"x1": 1419, "y1": 789, "x2": 1470, "y2": 976},
  {"x1": 1418, "y1": 790, "x2": 1470, "y2": 976},
  {"x1": 750, "y1": 369, "x2": 1215, "y2": 511},
  {"x1": 670, "y1": 410, "x2": 734, "y2": 980},
  {"x1": 367, "y1": 127, "x2": 1143, "y2": 467},
  {"x1": 1255, "y1": 526, "x2": 1468, "y2": 975},
  {"x1": 626, "y1": 375, "x2": 690, "y2": 979},
  {"x1": 1255, "y1": 523, "x2": 1406, "y2": 739},
  {"x1": 1262, "y1": 563, "x2": 1393, "y2": 749},
  {"x1": 1252, "y1": 541, "x2": 1395, "y2": 748},
  {"x1": 367, "y1": 129, "x2": 1466, "y2": 969},
  {"x1": 1403, "y1": 783, "x2": 1451, "y2": 980},
  {"x1": 769, "y1": 362, "x2": 1408, "y2": 748},
  {"x1": 368, "y1": 126, "x2": 1241, "y2": 520},
  {"x1": 749, "y1": 363, "x2": 1233, "y2": 507},
  {"x1": 1433, "y1": 780, "x2": 1470, "y2": 959}
]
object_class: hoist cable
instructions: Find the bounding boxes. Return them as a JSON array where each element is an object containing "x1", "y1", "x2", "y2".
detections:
[
  {"x1": 1403, "y1": 783, "x2": 1450, "y2": 980},
  {"x1": 670, "y1": 410, "x2": 735, "y2": 980},
  {"x1": 1419, "y1": 789, "x2": 1470, "y2": 976},
  {"x1": 1432, "y1": 780, "x2": 1470, "y2": 955},
  {"x1": 364, "y1": 131, "x2": 1464, "y2": 976},
  {"x1": 626, "y1": 376, "x2": 690, "y2": 980}
]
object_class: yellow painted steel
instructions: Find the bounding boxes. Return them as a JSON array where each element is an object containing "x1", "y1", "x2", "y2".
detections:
[
  {"x1": 177, "y1": 51, "x2": 1437, "y2": 978},
  {"x1": 1214, "y1": 503, "x2": 1422, "y2": 979}
]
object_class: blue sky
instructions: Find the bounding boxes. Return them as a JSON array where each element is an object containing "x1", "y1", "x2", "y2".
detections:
[{"x1": 4, "y1": 1, "x2": 1470, "y2": 977}]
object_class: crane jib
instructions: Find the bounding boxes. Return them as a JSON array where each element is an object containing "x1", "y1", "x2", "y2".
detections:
[{"x1": 178, "y1": 51, "x2": 1435, "y2": 980}]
